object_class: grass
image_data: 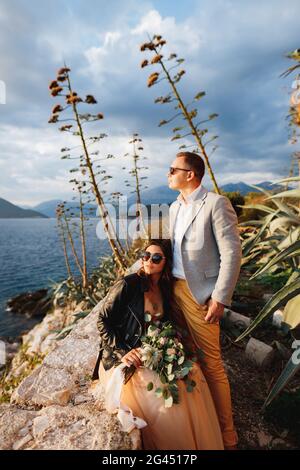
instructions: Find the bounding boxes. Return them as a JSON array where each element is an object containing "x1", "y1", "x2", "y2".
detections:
[{"x1": 0, "y1": 343, "x2": 45, "y2": 404}]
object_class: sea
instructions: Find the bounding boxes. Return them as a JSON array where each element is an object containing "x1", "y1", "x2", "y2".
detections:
[{"x1": 0, "y1": 218, "x2": 110, "y2": 338}]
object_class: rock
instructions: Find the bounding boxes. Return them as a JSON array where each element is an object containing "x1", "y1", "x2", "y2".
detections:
[
  {"x1": 19, "y1": 426, "x2": 31, "y2": 437},
  {"x1": 39, "y1": 333, "x2": 58, "y2": 355},
  {"x1": 0, "y1": 402, "x2": 142, "y2": 450},
  {"x1": 51, "y1": 389, "x2": 71, "y2": 406},
  {"x1": 11, "y1": 303, "x2": 101, "y2": 407},
  {"x1": 23, "y1": 300, "x2": 87, "y2": 356},
  {"x1": 74, "y1": 394, "x2": 94, "y2": 405},
  {"x1": 32, "y1": 415, "x2": 50, "y2": 438},
  {"x1": 6, "y1": 289, "x2": 52, "y2": 318},
  {"x1": 272, "y1": 310, "x2": 284, "y2": 328},
  {"x1": 0, "y1": 405, "x2": 36, "y2": 450},
  {"x1": 271, "y1": 438, "x2": 289, "y2": 449},
  {"x1": 0, "y1": 299, "x2": 142, "y2": 450},
  {"x1": 11, "y1": 365, "x2": 75, "y2": 406},
  {"x1": 257, "y1": 430, "x2": 272, "y2": 448},
  {"x1": 12, "y1": 433, "x2": 33, "y2": 450},
  {"x1": 245, "y1": 338, "x2": 275, "y2": 369},
  {"x1": 222, "y1": 309, "x2": 251, "y2": 330}
]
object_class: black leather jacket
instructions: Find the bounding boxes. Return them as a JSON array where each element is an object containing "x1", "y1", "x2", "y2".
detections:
[{"x1": 92, "y1": 272, "x2": 169, "y2": 380}]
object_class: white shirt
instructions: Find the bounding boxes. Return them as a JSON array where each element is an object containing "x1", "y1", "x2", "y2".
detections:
[{"x1": 172, "y1": 185, "x2": 202, "y2": 279}]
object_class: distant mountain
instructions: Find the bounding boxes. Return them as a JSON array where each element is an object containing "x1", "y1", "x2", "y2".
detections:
[
  {"x1": 0, "y1": 198, "x2": 48, "y2": 219},
  {"x1": 129, "y1": 181, "x2": 283, "y2": 205},
  {"x1": 31, "y1": 200, "x2": 97, "y2": 218},
  {"x1": 128, "y1": 186, "x2": 177, "y2": 206},
  {"x1": 20, "y1": 181, "x2": 284, "y2": 218},
  {"x1": 19, "y1": 204, "x2": 34, "y2": 210},
  {"x1": 220, "y1": 181, "x2": 283, "y2": 195}
]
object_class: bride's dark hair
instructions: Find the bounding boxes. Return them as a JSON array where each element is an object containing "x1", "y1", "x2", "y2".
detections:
[
  {"x1": 137, "y1": 238, "x2": 173, "y2": 307},
  {"x1": 137, "y1": 239, "x2": 197, "y2": 357}
]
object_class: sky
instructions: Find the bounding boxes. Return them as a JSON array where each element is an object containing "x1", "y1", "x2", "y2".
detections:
[{"x1": 0, "y1": 0, "x2": 299, "y2": 206}]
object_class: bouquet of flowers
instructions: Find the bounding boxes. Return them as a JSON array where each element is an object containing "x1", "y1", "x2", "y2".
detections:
[{"x1": 123, "y1": 314, "x2": 201, "y2": 408}]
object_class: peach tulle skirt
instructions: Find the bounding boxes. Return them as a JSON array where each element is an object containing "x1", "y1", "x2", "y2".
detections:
[{"x1": 99, "y1": 361, "x2": 224, "y2": 450}]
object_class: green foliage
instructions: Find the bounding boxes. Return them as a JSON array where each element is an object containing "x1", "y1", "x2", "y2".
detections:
[
  {"x1": 222, "y1": 191, "x2": 245, "y2": 217},
  {"x1": 0, "y1": 344, "x2": 45, "y2": 403},
  {"x1": 239, "y1": 192, "x2": 275, "y2": 222},
  {"x1": 237, "y1": 180, "x2": 300, "y2": 407},
  {"x1": 262, "y1": 352, "x2": 300, "y2": 410}
]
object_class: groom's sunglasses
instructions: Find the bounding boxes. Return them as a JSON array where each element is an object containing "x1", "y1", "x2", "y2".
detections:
[
  {"x1": 140, "y1": 251, "x2": 165, "y2": 264},
  {"x1": 169, "y1": 166, "x2": 192, "y2": 175}
]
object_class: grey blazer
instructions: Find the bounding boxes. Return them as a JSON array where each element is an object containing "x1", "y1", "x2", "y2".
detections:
[{"x1": 169, "y1": 185, "x2": 242, "y2": 306}]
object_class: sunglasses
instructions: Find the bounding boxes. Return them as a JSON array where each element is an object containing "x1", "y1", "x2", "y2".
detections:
[
  {"x1": 140, "y1": 251, "x2": 166, "y2": 264},
  {"x1": 169, "y1": 166, "x2": 192, "y2": 175}
]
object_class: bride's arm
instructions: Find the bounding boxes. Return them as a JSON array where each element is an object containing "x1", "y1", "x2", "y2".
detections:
[{"x1": 97, "y1": 278, "x2": 129, "y2": 360}]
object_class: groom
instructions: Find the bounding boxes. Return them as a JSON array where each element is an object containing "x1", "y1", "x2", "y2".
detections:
[{"x1": 167, "y1": 151, "x2": 242, "y2": 450}]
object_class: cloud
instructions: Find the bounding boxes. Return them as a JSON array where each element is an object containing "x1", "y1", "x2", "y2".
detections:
[
  {"x1": 0, "y1": 0, "x2": 299, "y2": 206},
  {"x1": 131, "y1": 9, "x2": 202, "y2": 52}
]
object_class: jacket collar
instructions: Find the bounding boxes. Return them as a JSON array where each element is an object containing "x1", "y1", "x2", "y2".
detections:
[
  {"x1": 170, "y1": 186, "x2": 208, "y2": 243},
  {"x1": 176, "y1": 184, "x2": 208, "y2": 205}
]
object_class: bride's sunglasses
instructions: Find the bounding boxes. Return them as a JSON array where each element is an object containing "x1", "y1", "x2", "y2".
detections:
[{"x1": 140, "y1": 251, "x2": 166, "y2": 264}]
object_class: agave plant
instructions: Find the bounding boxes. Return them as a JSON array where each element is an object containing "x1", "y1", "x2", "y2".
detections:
[
  {"x1": 237, "y1": 179, "x2": 300, "y2": 341},
  {"x1": 236, "y1": 179, "x2": 300, "y2": 407},
  {"x1": 262, "y1": 337, "x2": 300, "y2": 410}
]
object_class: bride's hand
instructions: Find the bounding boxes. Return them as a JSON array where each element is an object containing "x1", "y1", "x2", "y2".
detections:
[{"x1": 121, "y1": 348, "x2": 142, "y2": 368}]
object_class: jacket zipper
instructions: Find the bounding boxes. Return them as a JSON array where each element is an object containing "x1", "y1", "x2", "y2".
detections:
[{"x1": 128, "y1": 305, "x2": 143, "y2": 346}]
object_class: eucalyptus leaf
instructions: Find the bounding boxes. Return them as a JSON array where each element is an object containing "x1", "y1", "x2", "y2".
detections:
[{"x1": 147, "y1": 382, "x2": 154, "y2": 391}]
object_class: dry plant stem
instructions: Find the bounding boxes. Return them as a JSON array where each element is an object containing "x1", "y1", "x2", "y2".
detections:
[
  {"x1": 79, "y1": 189, "x2": 88, "y2": 288},
  {"x1": 65, "y1": 71, "x2": 127, "y2": 271},
  {"x1": 63, "y1": 212, "x2": 84, "y2": 277},
  {"x1": 132, "y1": 139, "x2": 148, "y2": 238},
  {"x1": 57, "y1": 215, "x2": 74, "y2": 282},
  {"x1": 153, "y1": 44, "x2": 220, "y2": 194}
]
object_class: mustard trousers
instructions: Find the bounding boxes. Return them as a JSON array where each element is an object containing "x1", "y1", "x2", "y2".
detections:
[{"x1": 172, "y1": 279, "x2": 238, "y2": 448}]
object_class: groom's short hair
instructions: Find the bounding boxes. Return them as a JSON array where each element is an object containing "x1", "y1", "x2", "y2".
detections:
[{"x1": 176, "y1": 152, "x2": 205, "y2": 181}]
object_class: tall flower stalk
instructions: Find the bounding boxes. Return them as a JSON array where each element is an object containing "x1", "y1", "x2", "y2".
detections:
[
  {"x1": 48, "y1": 65, "x2": 127, "y2": 271},
  {"x1": 56, "y1": 204, "x2": 74, "y2": 283},
  {"x1": 125, "y1": 134, "x2": 148, "y2": 238},
  {"x1": 140, "y1": 35, "x2": 220, "y2": 194},
  {"x1": 56, "y1": 200, "x2": 88, "y2": 288}
]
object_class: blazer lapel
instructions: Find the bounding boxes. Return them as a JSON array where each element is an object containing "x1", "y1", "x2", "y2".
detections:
[
  {"x1": 170, "y1": 186, "x2": 208, "y2": 243},
  {"x1": 179, "y1": 194, "x2": 207, "y2": 244}
]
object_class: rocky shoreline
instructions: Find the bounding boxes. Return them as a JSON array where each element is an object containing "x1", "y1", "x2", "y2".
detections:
[
  {"x1": 6, "y1": 288, "x2": 53, "y2": 318},
  {"x1": 0, "y1": 285, "x2": 298, "y2": 450},
  {"x1": 0, "y1": 294, "x2": 141, "y2": 450}
]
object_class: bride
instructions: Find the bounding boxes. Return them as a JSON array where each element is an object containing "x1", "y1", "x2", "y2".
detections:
[{"x1": 92, "y1": 239, "x2": 224, "y2": 450}]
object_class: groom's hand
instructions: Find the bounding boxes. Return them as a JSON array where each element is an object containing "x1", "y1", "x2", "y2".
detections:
[{"x1": 204, "y1": 298, "x2": 225, "y2": 323}]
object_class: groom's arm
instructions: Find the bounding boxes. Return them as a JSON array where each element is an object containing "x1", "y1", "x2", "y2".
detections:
[{"x1": 210, "y1": 196, "x2": 242, "y2": 307}]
